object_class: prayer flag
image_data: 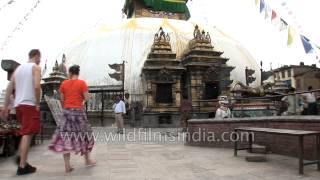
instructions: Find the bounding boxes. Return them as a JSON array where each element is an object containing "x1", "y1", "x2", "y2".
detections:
[
  {"x1": 279, "y1": 18, "x2": 288, "y2": 31},
  {"x1": 260, "y1": 0, "x2": 265, "y2": 12},
  {"x1": 287, "y1": 26, "x2": 294, "y2": 47},
  {"x1": 300, "y1": 35, "x2": 313, "y2": 54}
]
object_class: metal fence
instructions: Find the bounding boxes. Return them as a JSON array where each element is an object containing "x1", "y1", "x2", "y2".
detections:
[{"x1": 194, "y1": 89, "x2": 320, "y2": 117}]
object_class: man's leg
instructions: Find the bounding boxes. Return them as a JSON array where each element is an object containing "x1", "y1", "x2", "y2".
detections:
[
  {"x1": 19, "y1": 135, "x2": 33, "y2": 168},
  {"x1": 119, "y1": 115, "x2": 124, "y2": 133},
  {"x1": 115, "y1": 114, "x2": 120, "y2": 132}
]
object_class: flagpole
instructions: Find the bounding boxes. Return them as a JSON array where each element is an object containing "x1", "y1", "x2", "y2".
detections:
[{"x1": 122, "y1": 60, "x2": 125, "y2": 97}]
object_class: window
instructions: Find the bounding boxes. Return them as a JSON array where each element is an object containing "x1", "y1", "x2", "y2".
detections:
[
  {"x1": 204, "y1": 83, "x2": 220, "y2": 100},
  {"x1": 281, "y1": 71, "x2": 285, "y2": 78},
  {"x1": 156, "y1": 84, "x2": 172, "y2": 103},
  {"x1": 296, "y1": 79, "x2": 301, "y2": 90},
  {"x1": 287, "y1": 69, "x2": 292, "y2": 77}
]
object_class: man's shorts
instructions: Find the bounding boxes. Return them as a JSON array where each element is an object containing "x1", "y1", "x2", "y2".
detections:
[{"x1": 16, "y1": 105, "x2": 41, "y2": 135}]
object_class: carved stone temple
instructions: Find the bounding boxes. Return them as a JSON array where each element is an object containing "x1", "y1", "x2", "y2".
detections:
[
  {"x1": 141, "y1": 26, "x2": 234, "y2": 127},
  {"x1": 181, "y1": 25, "x2": 234, "y2": 117},
  {"x1": 42, "y1": 58, "x2": 67, "y2": 97},
  {"x1": 40, "y1": 56, "x2": 67, "y2": 138},
  {"x1": 142, "y1": 27, "x2": 186, "y2": 127}
]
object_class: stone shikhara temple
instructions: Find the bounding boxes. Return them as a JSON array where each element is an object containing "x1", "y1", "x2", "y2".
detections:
[{"x1": 141, "y1": 26, "x2": 233, "y2": 127}]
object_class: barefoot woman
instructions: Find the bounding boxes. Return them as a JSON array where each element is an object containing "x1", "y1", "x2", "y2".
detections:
[{"x1": 48, "y1": 65, "x2": 96, "y2": 172}]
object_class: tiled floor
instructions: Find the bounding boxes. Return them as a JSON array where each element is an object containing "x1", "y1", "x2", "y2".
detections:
[{"x1": 0, "y1": 128, "x2": 319, "y2": 180}]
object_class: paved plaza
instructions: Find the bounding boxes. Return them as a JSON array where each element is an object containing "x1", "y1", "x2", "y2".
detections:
[{"x1": 0, "y1": 128, "x2": 320, "y2": 180}]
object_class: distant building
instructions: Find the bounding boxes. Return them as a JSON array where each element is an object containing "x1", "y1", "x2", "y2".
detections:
[
  {"x1": 294, "y1": 69, "x2": 320, "y2": 91},
  {"x1": 272, "y1": 62, "x2": 319, "y2": 90}
]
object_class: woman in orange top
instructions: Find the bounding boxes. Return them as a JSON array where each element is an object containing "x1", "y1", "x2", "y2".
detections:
[{"x1": 49, "y1": 65, "x2": 96, "y2": 173}]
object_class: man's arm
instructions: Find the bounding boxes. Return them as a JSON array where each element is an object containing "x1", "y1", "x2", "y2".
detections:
[
  {"x1": 122, "y1": 101, "x2": 126, "y2": 114},
  {"x1": 1, "y1": 74, "x2": 15, "y2": 120},
  {"x1": 4, "y1": 77, "x2": 15, "y2": 108},
  {"x1": 33, "y1": 65, "x2": 41, "y2": 107}
]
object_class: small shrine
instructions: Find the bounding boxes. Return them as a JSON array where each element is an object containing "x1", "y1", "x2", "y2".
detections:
[
  {"x1": 41, "y1": 56, "x2": 68, "y2": 97},
  {"x1": 40, "y1": 55, "x2": 68, "y2": 139},
  {"x1": 181, "y1": 25, "x2": 234, "y2": 117},
  {"x1": 141, "y1": 27, "x2": 185, "y2": 127}
]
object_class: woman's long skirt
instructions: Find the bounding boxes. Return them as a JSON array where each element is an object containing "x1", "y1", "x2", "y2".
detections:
[{"x1": 48, "y1": 109, "x2": 94, "y2": 155}]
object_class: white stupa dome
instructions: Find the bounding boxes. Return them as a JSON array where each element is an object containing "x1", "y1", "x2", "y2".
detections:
[{"x1": 56, "y1": 18, "x2": 261, "y2": 95}]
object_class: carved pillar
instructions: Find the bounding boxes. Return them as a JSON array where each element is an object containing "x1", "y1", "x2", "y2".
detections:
[
  {"x1": 147, "y1": 81, "x2": 154, "y2": 107},
  {"x1": 175, "y1": 80, "x2": 181, "y2": 107},
  {"x1": 190, "y1": 73, "x2": 199, "y2": 106}
]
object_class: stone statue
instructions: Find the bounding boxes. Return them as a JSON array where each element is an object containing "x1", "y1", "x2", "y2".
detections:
[
  {"x1": 58, "y1": 54, "x2": 67, "y2": 76},
  {"x1": 154, "y1": 27, "x2": 170, "y2": 43},
  {"x1": 166, "y1": 33, "x2": 170, "y2": 42},
  {"x1": 206, "y1": 32, "x2": 211, "y2": 43},
  {"x1": 193, "y1": 25, "x2": 201, "y2": 39},
  {"x1": 201, "y1": 30, "x2": 206, "y2": 40}
]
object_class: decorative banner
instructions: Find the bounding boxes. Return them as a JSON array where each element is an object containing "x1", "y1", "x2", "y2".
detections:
[
  {"x1": 0, "y1": 0, "x2": 14, "y2": 12},
  {"x1": 255, "y1": 0, "x2": 319, "y2": 56},
  {"x1": 259, "y1": 0, "x2": 265, "y2": 13},
  {"x1": 300, "y1": 35, "x2": 313, "y2": 54},
  {"x1": 0, "y1": 0, "x2": 42, "y2": 51},
  {"x1": 255, "y1": 0, "x2": 260, "y2": 6},
  {"x1": 287, "y1": 26, "x2": 294, "y2": 47},
  {"x1": 271, "y1": 10, "x2": 277, "y2": 21},
  {"x1": 279, "y1": 18, "x2": 288, "y2": 31},
  {"x1": 264, "y1": 4, "x2": 271, "y2": 20}
]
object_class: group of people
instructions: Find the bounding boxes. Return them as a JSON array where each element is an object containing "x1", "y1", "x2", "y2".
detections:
[
  {"x1": 0, "y1": 49, "x2": 96, "y2": 175},
  {"x1": 281, "y1": 86, "x2": 319, "y2": 116}
]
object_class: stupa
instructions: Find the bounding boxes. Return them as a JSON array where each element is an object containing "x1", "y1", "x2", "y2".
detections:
[{"x1": 50, "y1": 0, "x2": 262, "y2": 126}]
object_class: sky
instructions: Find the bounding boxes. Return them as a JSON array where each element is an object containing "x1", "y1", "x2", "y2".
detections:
[{"x1": 0, "y1": 0, "x2": 319, "y2": 90}]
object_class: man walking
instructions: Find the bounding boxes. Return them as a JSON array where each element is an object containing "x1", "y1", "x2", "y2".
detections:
[
  {"x1": 113, "y1": 95, "x2": 126, "y2": 134},
  {"x1": 1, "y1": 49, "x2": 42, "y2": 175}
]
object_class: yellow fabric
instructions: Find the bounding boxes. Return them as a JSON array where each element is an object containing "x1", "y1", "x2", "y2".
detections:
[
  {"x1": 287, "y1": 26, "x2": 294, "y2": 47},
  {"x1": 255, "y1": 0, "x2": 260, "y2": 6}
]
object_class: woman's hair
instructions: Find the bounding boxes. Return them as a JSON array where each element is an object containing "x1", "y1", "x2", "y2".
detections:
[{"x1": 69, "y1": 65, "x2": 80, "y2": 75}]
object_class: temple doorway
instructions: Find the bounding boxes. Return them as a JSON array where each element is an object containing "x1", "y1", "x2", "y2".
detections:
[{"x1": 204, "y1": 82, "x2": 220, "y2": 100}]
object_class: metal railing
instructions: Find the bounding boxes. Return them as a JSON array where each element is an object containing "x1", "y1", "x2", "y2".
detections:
[{"x1": 193, "y1": 89, "x2": 320, "y2": 116}]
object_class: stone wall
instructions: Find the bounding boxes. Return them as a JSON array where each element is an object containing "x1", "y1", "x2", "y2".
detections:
[{"x1": 186, "y1": 116, "x2": 320, "y2": 160}]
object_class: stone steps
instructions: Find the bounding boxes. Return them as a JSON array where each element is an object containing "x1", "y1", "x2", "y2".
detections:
[
  {"x1": 245, "y1": 144, "x2": 268, "y2": 162},
  {"x1": 247, "y1": 144, "x2": 267, "y2": 154}
]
